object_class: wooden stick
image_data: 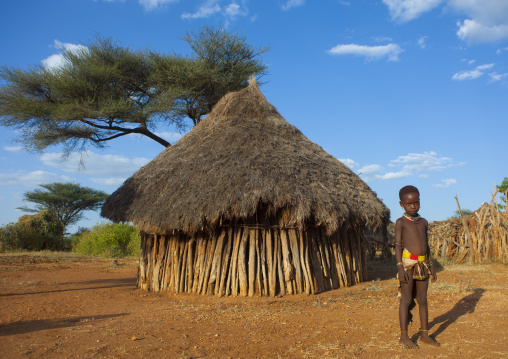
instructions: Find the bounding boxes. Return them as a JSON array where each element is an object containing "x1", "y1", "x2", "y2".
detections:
[
  {"x1": 275, "y1": 229, "x2": 285, "y2": 296},
  {"x1": 288, "y1": 229, "x2": 303, "y2": 294},
  {"x1": 322, "y1": 232, "x2": 339, "y2": 289},
  {"x1": 209, "y1": 230, "x2": 226, "y2": 291},
  {"x1": 137, "y1": 232, "x2": 147, "y2": 290},
  {"x1": 186, "y1": 238, "x2": 195, "y2": 293},
  {"x1": 455, "y1": 195, "x2": 474, "y2": 264},
  {"x1": 238, "y1": 229, "x2": 249, "y2": 296},
  {"x1": 255, "y1": 229, "x2": 262, "y2": 296},
  {"x1": 201, "y1": 234, "x2": 217, "y2": 295},
  {"x1": 299, "y1": 229, "x2": 312, "y2": 294},
  {"x1": 230, "y1": 228, "x2": 242, "y2": 296},
  {"x1": 260, "y1": 227, "x2": 268, "y2": 296},
  {"x1": 218, "y1": 228, "x2": 233, "y2": 296},
  {"x1": 266, "y1": 228, "x2": 275, "y2": 296},
  {"x1": 280, "y1": 229, "x2": 294, "y2": 295},
  {"x1": 248, "y1": 229, "x2": 256, "y2": 297},
  {"x1": 309, "y1": 228, "x2": 325, "y2": 292}
]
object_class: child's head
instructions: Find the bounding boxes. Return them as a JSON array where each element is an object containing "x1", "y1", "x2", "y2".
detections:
[
  {"x1": 399, "y1": 185, "x2": 419, "y2": 201},
  {"x1": 399, "y1": 185, "x2": 420, "y2": 215}
]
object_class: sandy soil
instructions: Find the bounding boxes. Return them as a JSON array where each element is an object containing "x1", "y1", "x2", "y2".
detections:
[{"x1": 0, "y1": 253, "x2": 507, "y2": 359}]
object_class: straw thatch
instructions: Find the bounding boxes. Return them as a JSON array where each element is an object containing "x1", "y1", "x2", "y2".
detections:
[
  {"x1": 102, "y1": 79, "x2": 388, "y2": 234},
  {"x1": 429, "y1": 202, "x2": 508, "y2": 264},
  {"x1": 102, "y1": 78, "x2": 389, "y2": 296}
]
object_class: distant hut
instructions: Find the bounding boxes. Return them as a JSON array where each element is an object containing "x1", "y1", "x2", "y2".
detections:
[{"x1": 101, "y1": 79, "x2": 389, "y2": 296}]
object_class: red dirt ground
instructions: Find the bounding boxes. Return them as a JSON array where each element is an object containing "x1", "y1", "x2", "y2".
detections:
[{"x1": 0, "y1": 253, "x2": 507, "y2": 359}]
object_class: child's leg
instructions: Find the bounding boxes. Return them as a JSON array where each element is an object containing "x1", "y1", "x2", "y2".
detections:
[
  {"x1": 415, "y1": 279, "x2": 440, "y2": 346},
  {"x1": 399, "y1": 268, "x2": 417, "y2": 348}
]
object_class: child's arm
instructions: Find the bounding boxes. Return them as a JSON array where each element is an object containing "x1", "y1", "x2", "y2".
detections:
[
  {"x1": 425, "y1": 220, "x2": 437, "y2": 283},
  {"x1": 427, "y1": 245, "x2": 437, "y2": 283},
  {"x1": 394, "y1": 219, "x2": 407, "y2": 283}
]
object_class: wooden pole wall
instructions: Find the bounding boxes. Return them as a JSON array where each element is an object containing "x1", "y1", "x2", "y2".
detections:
[{"x1": 137, "y1": 223, "x2": 367, "y2": 296}]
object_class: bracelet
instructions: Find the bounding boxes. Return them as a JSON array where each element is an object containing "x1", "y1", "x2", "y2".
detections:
[{"x1": 397, "y1": 262, "x2": 403, "y2": 266}]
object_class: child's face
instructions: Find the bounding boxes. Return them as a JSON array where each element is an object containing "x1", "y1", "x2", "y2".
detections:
[{"x1": 400, "y1": 192, "x2": 420, "y2": 216}]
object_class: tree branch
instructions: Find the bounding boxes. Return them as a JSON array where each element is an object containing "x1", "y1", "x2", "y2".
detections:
[{"x1": 79, "y1": 118, "x2": 170, "y2": 147}]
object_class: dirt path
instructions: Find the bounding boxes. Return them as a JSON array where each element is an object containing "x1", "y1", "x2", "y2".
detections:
[{"x1": 0, "y1": 253, "x2": 507, "y2": 358}]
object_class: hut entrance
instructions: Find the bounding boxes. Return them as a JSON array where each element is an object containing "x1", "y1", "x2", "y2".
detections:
[{"x1": 137, "y1": 222, "x2": 367, "y2": 296}]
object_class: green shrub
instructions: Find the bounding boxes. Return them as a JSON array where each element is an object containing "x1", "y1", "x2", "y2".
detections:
[
  {"x1": 73, "y1": 223, "x2": 140, "y2": 258},
  {"x1": 0, "y1": 223, "x2": 18, "y2": 252},
  {"x1": 0, "y1": 211, "x2": 64, "y2": 252},
  {"x1": 16, "y1": 211, "x2": 64, "y2": 251}
]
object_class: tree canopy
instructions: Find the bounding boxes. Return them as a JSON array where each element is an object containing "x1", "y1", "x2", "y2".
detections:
[
  {"x1": 0, "y1": 26, "x2": 269, "y2": 155},
  {"x1": 497, "y1": 177, "x2": 507, "y2": 209},
  {"x1": 18, "y1": 182, "x2": 109, "y2": 242},
  {"x1": 448, "y1": 209, "x2": 473, "y2": 219}
]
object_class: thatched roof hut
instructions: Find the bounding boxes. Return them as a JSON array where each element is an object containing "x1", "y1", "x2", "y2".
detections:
[{"x1": 102, "y1": 79, "x2": 389, "y2": 296}]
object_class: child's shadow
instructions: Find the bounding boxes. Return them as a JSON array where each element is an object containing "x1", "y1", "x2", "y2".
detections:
[{"x1": 428, "y1": 288, "x2": 485, "y2": 338}]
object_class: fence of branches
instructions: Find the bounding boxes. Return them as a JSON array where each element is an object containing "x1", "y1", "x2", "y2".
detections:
[{"x1": 428, "y1": 189, "x2": 508, "y2": 264}]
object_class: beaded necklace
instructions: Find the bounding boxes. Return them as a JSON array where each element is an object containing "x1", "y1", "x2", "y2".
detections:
[{"x1": 403, "y1": 213, "x2": 421, "y2": 223}]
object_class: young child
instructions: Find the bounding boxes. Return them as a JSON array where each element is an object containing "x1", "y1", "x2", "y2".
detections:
[{"x1": 395, "y1": 185, "x2": 440, "y2": 348}]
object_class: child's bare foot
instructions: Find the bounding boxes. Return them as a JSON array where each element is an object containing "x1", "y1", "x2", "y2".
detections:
[
  {"x1": 399, "y1": 332, "x2": 418, "y2": 349},
  {"x1": 419, "y1": 331, "x2": 440, "y2": 346}
]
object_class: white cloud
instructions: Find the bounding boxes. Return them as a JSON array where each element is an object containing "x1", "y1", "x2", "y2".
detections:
[
  {"x1": 138, "y1": 0, "x2": 178, "y2": 11},
  {"x1": 452, "y1": 0, "x2": 508, "y2": 43},
  {"x1": 182, "y1": 1, "x2": 221, "y2": 19},
  {"x1": 155, "y1": 131, "x2": 185, "y2": 144},
  {"x1": 356, "y1": 151, "x2": 463, "y2": 182},
  {"x1": 477, "y1": 63, "x2": 495, "y2": 70},
  {"x1": 358, "y1": 164, "x2": 384, "y2": 177},
  {"x1": 434, "y1": 178, "x2": 457, "y2": 188},
  {"x1": 488, "y1": 72, "x2": 508, "y2": 82},
  {"x1": 225, "y1": 3, "x2": 244, "y2": 17},
  {"x1": 3, "y1": 146, "x2": 23, "y2": 152},
  {"x1": 90, "y1": 177, "x2": 127, "y2": 187},
  {"x1": 328, "y1": 43, "x2": 404, "y2": 61},
  {"x1": 452, "y1": 69, "x2": 482, "y2": 80},
  {"x1": 382, "y1": 0, "x2": 443, "y2": 22},
  {"x1": 373, "y1": 36, "x2": 393, "y2": 43},
  {"x1": 338, "y1": 158, "x2": 358, "y2": 169},
  {"x1": 389, "y1": 151, "x2": 454, "y2": 171},
  {"x1": 377, "y1": 171, "x2": 413, "y2": 180},
  {"x1": 282, "y1": 0, "x2": 305, "y2": 11},
  {"x1": 42, "y1": 40, "x2": 88, "y2": 69},
  {"x1": 383, "y1": 1, "x2": 508, "y2": 43},
  {"x1": 449, "y1": 0, "x2": 508, "y2": 26},
  {"x1": 0, "y1": 170, "x2": 73, "y2": 187},
  {"x1": 452, "y1": 63, "x2": 495, "y2": 80},
  {"x1": 40, "y1": 151, "x2": 150, "y2": 186},
  {"x1": 457, "y1": 19, "x2": 508, "y2": 43},
  {"x1": 496, "y1": 47, "x2": 508, "y2": 54},
  {"x1": 417, "y1": 36, "x2": 427, "y2": 49},
  {"x1": 181, "y1": 1, "x2": 247, "y2": 22}
]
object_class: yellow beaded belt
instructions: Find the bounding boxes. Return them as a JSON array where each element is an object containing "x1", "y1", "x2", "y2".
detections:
[{"x1": 402, "y1": 251, "x2": 426, "y2": 261}]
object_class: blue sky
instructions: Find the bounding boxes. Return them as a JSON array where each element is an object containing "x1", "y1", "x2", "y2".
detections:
[{"x1": 1, "y1": 0, "x2": 507, "y2": 232}]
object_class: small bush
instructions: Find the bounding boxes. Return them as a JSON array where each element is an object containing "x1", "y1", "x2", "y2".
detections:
[
  {"x1": 0, "y1": 211, "x2": 64, "y2": 252},
  {"x1": 0, "y1": 223, "x2": 18, "y2": 252},
  {"x1": 73, "y1": 223, "x2": 140, "y2": 258}
]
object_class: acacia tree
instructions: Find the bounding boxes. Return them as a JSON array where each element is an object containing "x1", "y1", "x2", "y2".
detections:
[
  {"x1": 449, "y1": 209, "x2": 473, "y2": 219},
  {"x1": 0, "y1": 26, "x2": 268, "y2": 156},
  {"x1": 18, "y1": 182, "x2": 109, "y2": 246},
  {"x1": 497, "y1": 177, "x2": 507, "y2": 209}
]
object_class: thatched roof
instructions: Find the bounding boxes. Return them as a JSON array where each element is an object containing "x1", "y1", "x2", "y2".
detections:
[{"x1": 101, "y1": 79, "x2": 389, "y2": 235}]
